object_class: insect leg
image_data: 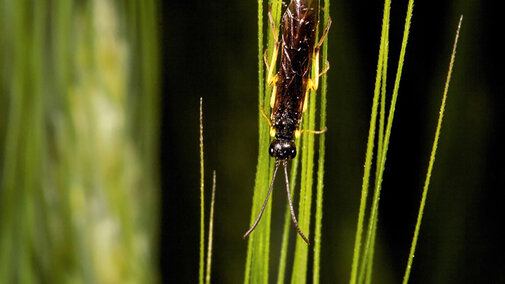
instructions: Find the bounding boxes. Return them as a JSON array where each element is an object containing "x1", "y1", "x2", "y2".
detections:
[
  {"x1": 260, "y1": 104, "x2": 278, "y2": 137},
  {"x1": 263, "y1": 48, "x2": 270, "y2": 72},
  {"x1": 266, "y1": 44, "x2": 279, "y2": 86},
  {"x1": 266, "y1": 11, "x2": 280, "y2": 87},
  {"x1": 319, "y1": 60, "x2": 330, "y2": 77},
  {"x1": 270, "y1": 85, "x2": 277, "y2": 108},
  {"x1": 299, "y1": 17, "x2": 333, "y2": 133},
  {"x1": 316, "y1": 17, "x2": 332, "y2": 52},
  {"x1": 308, "y1": 17, "x2": 333, "y2": 92},
  {"x1": 260, "y1": 105, "x2": 273, "y2": 128},
  {"x1": 295, "y1": 126, "x2": 328, "y2": 139},
  {"x1": 299, "y1": 127, "x2": 328, "y2": 135}
]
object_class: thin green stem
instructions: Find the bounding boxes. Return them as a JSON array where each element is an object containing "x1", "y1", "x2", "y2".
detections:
[
  {"x1": 205, "y1": 171, "x2": 217, "y2": 284},
  {"x1": 377, "y1": 40, "x2": 389, "y2": 182},
  {"x1": 402, "y1": 16, "x2": 462, "y2": 284},
  {"x1": 365, "y1": 34, "x2": 388, "y2": 284},
  {"x1": 243, "y1": 0, "x2": 264, "y2": 281},
  {"x1": 199, "y1": 98, "x2": 205, "y2": 284},
  {"x1": 358, "y1": 10, "x2": 390, "y2": 284},
  {"x1": 349, "y1": 0, "x2": 390, "y2": 282},
  {"x1": 291, "y1": 1, "x2": 324, "y2": 280},
  {"x1": 359, "y1": 1, "x2": 414, "y2": 282},
  {"x1": 312, "y1": 0, "x2": 330, "y2": 283},
  {"x1": 276, "y1": 152, "x2": 300, "y2": 284},
  {"x1": 291, "y1": 89, "x2": 312, "y2": 284},
  {"x1": 364, "y1": 223, "x2": 377, "y2": 284},
  {"x1": 244, "y1": 1, "x2": 282, "y2": 283}
]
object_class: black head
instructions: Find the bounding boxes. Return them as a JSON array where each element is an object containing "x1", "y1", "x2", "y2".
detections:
[{"x1": 269, "y1": 139, "x2": 297, "y2": 160}]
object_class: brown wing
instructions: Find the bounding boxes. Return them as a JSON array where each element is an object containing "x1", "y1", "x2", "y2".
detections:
[{"x1": 271, "y1": 0, "x2": 318, "y2": 138}]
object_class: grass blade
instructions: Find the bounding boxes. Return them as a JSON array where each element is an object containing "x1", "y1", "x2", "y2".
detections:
[
  {"x1": 359, "y1": 0, "x2": 415, "y2": 281},
  {"x1": 312, "y1": 0, "x2": 330, "y2": 283},
  {"x1": 199, "y1": 98, "x2": 205, "y2": 284},
  {"x1": 291, "y1": 0, "x2": 326, "y2": 280},
  {"x1": 349, "y1": 0, "x2": 391, "y2": 282},
  {"x1": 205, "y1": 171, "x2": 217, "y2": 284},
  {"x1": 276, "y1": 153, "x2": 300, "y2": 284},
  {"x1": 402, "y1": 16, "x2": 463, "y2": 284},
  {"x1": 358, "y1": 4, "x2": 390, "y2": 283},
  {"x1": 244, "y1": 1, "x2": 282, "y2": 283},
  {"x1": 363, "y1": 26, "x2": 389, "y2": 284},
  {"x1": 243, "y1": 0, "x2": 265, "y2": 281}
]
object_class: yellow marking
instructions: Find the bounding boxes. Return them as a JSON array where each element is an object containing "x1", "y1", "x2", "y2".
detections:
[
  {"x1": 302, "y1": 90, "x2": 309, "y2": 112},
  {"x1": 266, "y1": 43, "x2": 279, "y2": 86},
  {"x1": 270, "y1": 85, "x2": 277, "y2": 108},
  {"x1": 270, "y1": 127, "x2": 276, "y2": 137},
  {"x1": 308, "y1": 17, "x2": 332, "y2": 93},
  {"x1": 266, "y1": 10, "x2": 280, "y2": 87},
  {"x1": 295, "y1": 130, "x2": 301, "y2": 138},
  {"x1": 307, "y1": 79, "x2": 314, "y2": 90},
  {"x1": 260, "y1": 105, "x2": 272, "y2": 127},
  {"x1": 310, "y1": 51, "x2": 320, "y2": 91},
  {"x1": 299, "y1": 127, "x2": 328, "y2": 135}
]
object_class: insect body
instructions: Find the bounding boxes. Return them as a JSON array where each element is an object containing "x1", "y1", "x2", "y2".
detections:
[{"x1": 243, "y1": 0, "x2": 331, "y2": 244}]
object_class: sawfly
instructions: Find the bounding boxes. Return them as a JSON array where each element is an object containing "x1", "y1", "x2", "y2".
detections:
[{"x1": 244, "y1": 0, "x2": 331, "y2": 245}]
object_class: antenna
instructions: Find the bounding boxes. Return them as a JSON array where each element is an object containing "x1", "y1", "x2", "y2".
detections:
[
  {"x1": 283, "y1": 160, "x2": 310, "y2": 244},
  {"x1": 243, "y1": 161, "x2": 280, "y2": 239},
  {"x1": 243, "y1": 160, "x2": 310, "y2": 245}
]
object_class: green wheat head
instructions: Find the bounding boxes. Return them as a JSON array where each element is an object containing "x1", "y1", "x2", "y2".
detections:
[{"x1": 0, "y1": 0, "x2": 159, "y2": 282}]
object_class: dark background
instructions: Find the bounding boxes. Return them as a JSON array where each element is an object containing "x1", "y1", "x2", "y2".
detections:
[{"x1": 162, "y1": 0, "x2": 504, "y2": 283}]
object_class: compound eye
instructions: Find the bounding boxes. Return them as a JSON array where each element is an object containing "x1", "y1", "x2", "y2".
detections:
[{"x1": 269, "y1": 140, "x2": 297, "y2": 160}]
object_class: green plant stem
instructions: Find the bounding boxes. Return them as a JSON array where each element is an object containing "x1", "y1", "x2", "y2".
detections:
[
  {"x1": 243, "y1": 0, "x2": 264, "y2": 281},
  {"x1": 205, "y1": 171, "x2": 217, "y2": 284},
  {"x1": 276, "y1": 152, "x2": 300, "y2": 284},
  {"x1": 312, "y1": 0, "x2": 330, "y2": 283},
  {"x1": 402, "y1": 16, "x2": 462, "y2": 284},
  {"x1": 364, "y1": 224, "x2": 377, "y2": 284},
  {"x1": 293, "y1": 105, "x2": 314, "y2": 284},
  {"x1": 359, "y1": 1, "x2": 414, "y2": 282},
  {"x1": 365, "y1": 33, "x2": 388, "y2": 284},
  {"x1": 244, "y1": 1, "x2": 282, "y2": 283},
  {"x1": 291, "y1": 6, "x2": 322, "y2": 281},
  {"x1": 199, "y1": 98, "x2": 205, "y2": 284},
  {"x1": 377, "y1": 39, "x2": 389, "y2": 182},
  {"x1": 358, "y1": 9, "x2": 390, "y2": 284},
  {"x1": 349, "y1": 0, "x2": 390, "y2": 282}
]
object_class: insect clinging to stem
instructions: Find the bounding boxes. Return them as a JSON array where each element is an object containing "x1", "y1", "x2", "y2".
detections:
[{"x1": 243, "y1": 0, "x2": 331, "y2": 245}]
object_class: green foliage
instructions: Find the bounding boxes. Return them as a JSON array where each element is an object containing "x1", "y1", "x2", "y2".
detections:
[
  {"x1": 0, "y1": 0, "x2": 159, "y2": 282},
  {"x1": 199, "y1": 99, "x2": 217, "y2": 284},
  {"x1": 402, "y1": 16, "x2": 463, "y2": 284},
  {"x1": 312, "y1": 1, "x2": 330, "y2": 283},
  {"x1": 349, "y1": 2, "x2": 462, "y2": 284},
  {"x1": 206, "y1": 171, "x2": 217, "y2": 284},
  {"x1": 350, "y1": 0, "x2": 415, "y2": 283},
  {"x1": 349, "y1": 0, "x2": 393, "y2": 282},
  {"x1": 200, "y1": 98, "x2": 205, "y2": 284},
  {"x1": 243, "y1": 1, "x2": 282, "y2": 283}
]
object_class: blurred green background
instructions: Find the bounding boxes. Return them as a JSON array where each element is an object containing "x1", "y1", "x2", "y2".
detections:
[
  {"x1": 0, "y1": 0, "x2": 159, "y2": 282},
  {"x1": 1, "y1": 0, "x2": 504, "y2": 283}
]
